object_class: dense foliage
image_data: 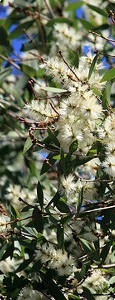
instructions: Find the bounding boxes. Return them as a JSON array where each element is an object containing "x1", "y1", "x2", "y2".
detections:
[{"x1": 0, "y1": 0, "x2": 115, "y2": 299}]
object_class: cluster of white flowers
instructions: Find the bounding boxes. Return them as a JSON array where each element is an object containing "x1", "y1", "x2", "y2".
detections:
[
  {"x1": 50, "y1": 23, "x2": 81, "y2": 57},
  {"x1": 98, "y1": 113, "x2": 115, "y2": 177},
  {"x1": 60, "y1": 174, "x2": 98, "y2": 207},
  {"x1": 45, "y1": 53, "x2": 105, "y2": 154},
  {"x1": 36, "y1": 243, "x2": 76, "y2": 277},
  {"x1": 78, "y1": 269, "x2": 110, "y2": 299},
  {"x1": 18, "y1": 286, "x2": 47, "y2": 300},
  {"x1": 6, "y1": 183, "x2": 36, "y2": 210},
  {"x1": 25, "y1": 99, "x2": 58, "y2": 123},
  {"x1": 0, "y1": 214, "x2": 10, "y2": 235}
]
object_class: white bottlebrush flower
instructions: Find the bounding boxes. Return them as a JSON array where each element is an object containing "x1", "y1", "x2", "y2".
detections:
[
  {"x1": 25, "y1": 99, "x2": 57, "y2": 122},
  {"x1": 78, "y1": 157, "x2": 100, "y2": 180},
  {"x1": 60, "y1": 176, "x2": 83, "y2": 207},
  {"x1": 0, "y1": 214, "x2": 10, "y2": 234},
  {"x1": 102, "y1": 155, "x2": 115, "y2": 177},
  {"x1": 36, "y1": 244, "x2": 76, "y2": 277},
  {"x1": 78, "y1": 269, "x2": 109, "y2": 297},
  {"x1": 0, "y1": 257, "x2": 22, "y2": 275},
  {"x1": 46, "y1": 56, "x2": 77, "y2": 89},
  {"x1": 79, "y1": 91, "x2": 102, "y2": 120},
  {"x1": 98, "y1": 113, "x2": 115, "y2": 143},
  {"x1": 36, "y1": 243, "x2": 56, "y2": 264},
  {"x1": 105, "y1": 142, "x2": 115, "y2": 155},
  {"x1": 6, "y1": 184, "x2": 36, "y2": 210},
  {"x1": 61, "y1": 174, "x2": 77, "y2": 193},
  {"x1": 83, "y1": 181, "x2": 98, "y2": 201},
  {"x1": 48, "y1": 249, "x2": 76, "y2": 276},
  {"x1": 51, "y1": 23, "x2": 81, "y2": 57},
  {"x1": 18, "y1": 286, "x2": 47, "y2": 300}
]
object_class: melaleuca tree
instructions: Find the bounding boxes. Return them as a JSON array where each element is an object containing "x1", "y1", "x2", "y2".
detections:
[{"x1": 0, "y1": 0, "x2": 115, "y2": 299}]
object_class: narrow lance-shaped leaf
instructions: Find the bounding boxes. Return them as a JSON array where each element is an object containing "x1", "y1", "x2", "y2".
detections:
[
  {"x1": 41, "y1": 86, "x2": 68, "y2": 93},
  {"x1": 37, "y1": 181, "x2": 44, "y2": 209},
  {"x1": 57, "y1": 224, "x2": 64, "y2": 249},
  {"x1": 32, "y1": 206, "x2": 43, "y2": 233},
  {"x1": 69, "y1": 140, "x2": 78, "y2": 154},
  {"x1": 56, "y1": 199, "x2": 70, "y2": 213},
  {"x1": 102, "y1": 81, "x2": 112, "y2": 109},
  {"x1": 23, "y1": 137, "x2": 33, "y2": 154},
  {"x1": 68, "y1": 295, "x2": 81, "y2": 300},
  {"x1": 88, "y1": 53, "x2": 99, "y2": 79},
  {"x1": 83, "y1": 287, "x2": 95, "y2": 300},
  {"x1": 87, "y1": 4, "x2": 108, "y2": 17},
  {"x1": 79, "y1": 238, "x2": 95, "y2": 253},
  {"x1": 48, "y1": 128, "x2": 60, "y2": 147},
  {"x1": 77, "y1": 187, "x2": 83, "y2": 213},
  {"x1": 100, "y1": 67, "x2": 115, "y2": 82}
]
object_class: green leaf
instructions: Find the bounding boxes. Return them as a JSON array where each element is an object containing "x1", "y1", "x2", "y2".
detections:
[
  {"x1": 40, "y1": 153, "x2": 55, "y2": 175},
  {"x1": 61, "y1": 214, "x2": 72, "y2": 225},
  {"x1": 43, "y1": 275, "x2": 67, "y2": 300},
  {"x1": 73, "y1": 155, "x2": 96, "y2": 168},
  {"x1": 102, "y1": 81, "x2": 112, "y2": 109},
  {"x1": 100, "y1": 68, "x2": 115, "y2": 82},
  {"x1": 15, "y1": 258, "x2": 32, "y2": 273},
  {"x1": 0, "y1": 242, "x2": 8, "y2": 260},
  {"x1": 20, "y1": 64, "x2": 36, "y2": 77},
  {"x1": 48, "y1": 128, "x2": 60, "y2": 147},
  {"x1": 2, "y1": 243, "x2": 14, "y2": 260},
  {"x1": 79, "y1": 238, "x2": 94, "y2": 252},
  {"x1": 46, "y1": 191, "x2": 60, "y2": 209},
  {"x1": 100, "y1": 242, "x2": 111, "y2": 264},
  {"x1": 83, "y1": 287, "x2": 95, "y2": 300},
  {"x1": 56, "y1": 199, "x2": 70, "y2": 213},
  {"x1": 67, "y1": 1, "x2": 83, "y2": 10},
  {"x1": 41, "y1": 86, "x2": 68, "y2": 93},
  {"x1": 47, "y1": 17, "x2": 72, "y2": 27},
  {"x1": 60, "y1": 148, "x2": 66, "y2": 176},
  {"x1": 68, "y1": 295, "x2": 81, "y2": 300},
  {"x1": 57, "y1": 224, "x2": 64, "y2": 249},
  {"x1": 79, "y1": 18, "x2": 95, "y2": 30},
  {"x1": 9, "y1": 21, "x2": 33, "y2": 39},
  {"x1": 37, "y1": 181, "x2": 44, "y2": 209},
  {"x1": 88, "y1": 53, "x2": 99, "y2": 79},
  {"x1": 69, "y1": 141, "x2": 78, "y2": 154},
  {"x1": 0, "y1": 67, "x2": 11, "y2": 81},
  {"x1": 87, "y1": 4, "x2": 108, "y2": 17},
  {"x1": 32, "y1": 206, "x2": 43, "y2": 233},
  {"x1": 80, "y1": 261, "x2": 91, "y2": 279},
  {"x1": 0, "y1": 26, "x2": 9, "y2": 46},
  {"x1": 23, "y1": 137, "x2": 33, "y2": 154},
  {"x1": 77, "y1": 187, "x2": 83, "y2": 213}
]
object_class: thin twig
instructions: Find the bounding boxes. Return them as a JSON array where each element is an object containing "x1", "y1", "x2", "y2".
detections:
[
  {"x1": 91, "y1": 263, "x2": 115, "y2": 269},
  {"x1": 0, "y1": 54, "x2": 21, "y2": 70},
  {"x1": 81, "y1": 204, "x2": 115, "y2": 214},
  {"x1": 89, "y1": 30, "x2": 115, "y2": 43},
  {"x1": 58, "y1": 50, "x2": 81, "y2": 82},
  {"x1": 44, "y1": 0, "x2": 55, "y2": 17}
]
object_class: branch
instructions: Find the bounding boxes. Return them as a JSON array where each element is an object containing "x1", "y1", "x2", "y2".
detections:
[
  {"x1": 44, "y1": 0, "x2": 55, "y2": 17},
  {"x1": 89, "y1": 30, "x2": 115, "y2": 43},
  {"x1": 81, "y1": 204, "x2": 115, "y2": 215}
]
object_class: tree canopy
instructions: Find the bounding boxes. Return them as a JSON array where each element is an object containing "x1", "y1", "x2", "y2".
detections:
[{"x1": 0, "y1": 1, "x2": 115, "y2": 299}]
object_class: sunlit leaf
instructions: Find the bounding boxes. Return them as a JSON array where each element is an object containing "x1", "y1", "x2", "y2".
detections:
[
  {"x1": 23, "y1": 137, "x2": 33, "y2": 154},
  {"x1": 41, "y1": 86, "x2": 68, "y2": 93},
  {"x1": 87, "y1": 4, "x2": 108, "y2": 17},
  {"x1": 88, "y1": 53, "x2": 99, "y2": 79},
  {"x1": 100, "y1": 68, "x2": 115, "y2": 82}
]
